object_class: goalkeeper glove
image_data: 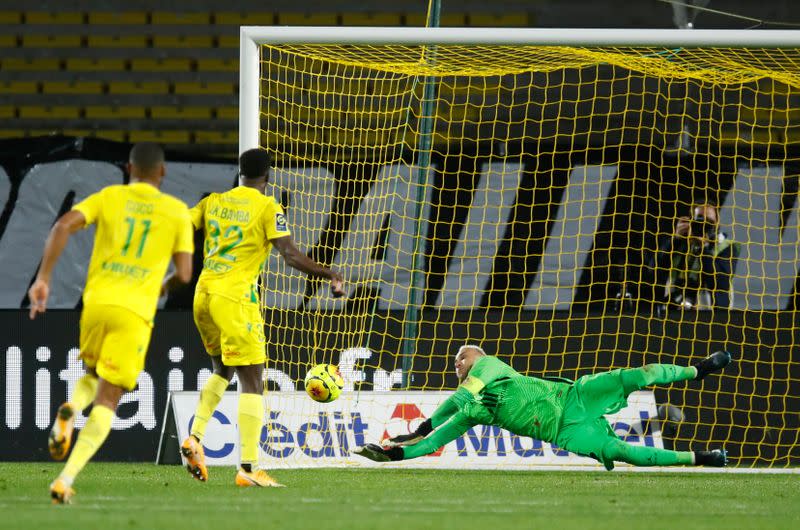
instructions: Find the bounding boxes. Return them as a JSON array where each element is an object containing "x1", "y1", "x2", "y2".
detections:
[
  {"x1": 354, "y1": 443, "x2": 403, "y2": 462},
  {"x1": 380, "y1": 418, "x2": 433, "y2": 448}
]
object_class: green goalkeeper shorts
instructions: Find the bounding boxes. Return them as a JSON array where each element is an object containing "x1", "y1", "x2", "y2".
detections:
[{"x1": 554, "y1": 368, "x2": 629, "y2": 469}]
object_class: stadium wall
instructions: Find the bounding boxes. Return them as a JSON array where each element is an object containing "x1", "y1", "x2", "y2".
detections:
[
  {"x1": 1, "y1": 309, "x2": 797, "y2": 465},
  {"x1": 1, "y1": 137, "x2": 800, "y2": 312}
]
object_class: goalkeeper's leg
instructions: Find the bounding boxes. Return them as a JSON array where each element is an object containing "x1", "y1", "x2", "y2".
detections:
[
  {"x1": 558, "y1": 417, "x2": 727, "y2": 470},
  {"x1": 620, "y1": 364, "x2": 696, "y2": 395},
  {"x1": 571, "y1": 352, "x2": 732, "y2": 418},
  {"x1": 620, "y1": 351, "x2": 732, "y2": 395},
  {"x1": 601, "y1": 437, "x2": 727, "y2": 468}
]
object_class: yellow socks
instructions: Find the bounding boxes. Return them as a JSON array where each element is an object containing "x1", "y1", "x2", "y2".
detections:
[
  {"x1": 61, "y1": 404, "x2": 114, "y2": 483},
  {"x1": 190, "y1": 374, "x2": 229, "y2": 442},
  {"x1": 238, "y1": 393, "x2": 264, "y2": 468},
  {"x1": 70, "y1": 373, "x2": 99, "y2": 411}
]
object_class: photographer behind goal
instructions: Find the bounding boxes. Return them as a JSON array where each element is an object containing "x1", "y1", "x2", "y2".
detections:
[{"x1": 650, "y1": 204, "x2": 740, "y2": 314}]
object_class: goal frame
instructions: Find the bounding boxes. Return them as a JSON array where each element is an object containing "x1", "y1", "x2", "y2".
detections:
[
  {"x1": 237, "y1": 26, "x2": 800, "y2": 471},
  {"x1": 239, "y1": 26, "x2": 800, "y2": 153}
]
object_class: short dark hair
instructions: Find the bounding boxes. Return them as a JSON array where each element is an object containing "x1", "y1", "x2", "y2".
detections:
[
  {"x1": 129, "y1": 142, "x2": 165, "y2": 174},
  {"x1": 239, "y1": 148, "x2": 271, "y2": 179}
]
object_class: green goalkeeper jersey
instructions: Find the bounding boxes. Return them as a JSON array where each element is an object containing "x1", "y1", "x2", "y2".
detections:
[
  {"x1": 394, "y1": 358, "x2": 706, "y2": 465},
  {"x1": 400, "y1": 356, "x2": 572, "y2": 459},
  {"x1": 401, "y1": 356, "x2": 571, "y2": 460},
  {"x1": 463, "y1": 356, "x2": 569, "y2": 442}
]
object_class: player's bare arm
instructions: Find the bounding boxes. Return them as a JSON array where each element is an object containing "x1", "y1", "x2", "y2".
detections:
[
  {"x1": 161, "y1": 252, "x2": 194, "y2": 295},
  {"x1": 271, "y1": 235, "x2": 345, "y2": 297},
  {"x1": 28, "y1": 210, "x2": 87, "y2": 320}
]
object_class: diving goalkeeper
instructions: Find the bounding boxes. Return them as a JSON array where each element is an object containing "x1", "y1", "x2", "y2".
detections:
[{"x1": 355, "y1": 346, "x2": 730, "y2": 469}]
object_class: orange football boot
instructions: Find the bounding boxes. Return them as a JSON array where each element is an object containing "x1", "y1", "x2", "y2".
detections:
[
  {"x1": 234, "y1": 468, "x2": 284, "y2": 488},
  {"x1": 48, "y1": 403, "x2": 75, "y2": 461},
  {"x1": 180, "y1": 436, "x2": 208, "y2": 482},
  {"x1": 49, "y1": 478, "x2": 75, "y2": 504}
]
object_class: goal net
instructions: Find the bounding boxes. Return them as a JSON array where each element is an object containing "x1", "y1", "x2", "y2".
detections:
[{"x1": 243, "y1": 28, "x2": 800, "y2": 469}]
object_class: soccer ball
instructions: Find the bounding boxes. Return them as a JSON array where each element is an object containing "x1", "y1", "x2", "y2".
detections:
[{"x1": 304, "y1": 364, "x2": 345, "y2": 403}]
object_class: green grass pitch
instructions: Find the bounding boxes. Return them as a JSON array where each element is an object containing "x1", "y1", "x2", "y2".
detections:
[{"x1": 0, "y1": 463, "x2": 798, "y2": 530}]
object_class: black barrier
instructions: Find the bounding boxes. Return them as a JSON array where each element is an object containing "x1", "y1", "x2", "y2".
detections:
[
  {"x1": 1, "y1": 309, "x2": 798, "y2": 465},
  {"x1": 0, "y1": 311, "x2": 207, "y2": 461}
]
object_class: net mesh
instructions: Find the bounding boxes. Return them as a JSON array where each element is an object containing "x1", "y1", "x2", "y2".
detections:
[{"x1": 257, "y1": 42, "x2": 800, "y2": 468}]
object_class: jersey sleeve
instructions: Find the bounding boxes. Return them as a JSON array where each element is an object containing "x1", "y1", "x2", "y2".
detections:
[
  {"x1": 264, "y1": 197, "x2": 291, "y2": 241},
  {"x1": 174, "y1": 207, "x2": 195, "y2": 254},
  {"x1": 430, "y1": 387, "x2": 473, "y2": 428},
  {"x1": 402, "y1": 412, "x2": 474, "y2": 460},
  {"x1": 189, "y1": 197, "x2": 207, "y2": 230},
  {"x1": 71, "y1": 188, "x2": 106, "y2": 226}
]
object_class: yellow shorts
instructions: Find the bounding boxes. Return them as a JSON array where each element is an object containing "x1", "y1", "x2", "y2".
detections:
[
  {"x1": 79, "y1": 304, "x2": 153, "y2": 391},
  {"x1": 193, "y1": 290, "x2": 266, "y2": 366}
]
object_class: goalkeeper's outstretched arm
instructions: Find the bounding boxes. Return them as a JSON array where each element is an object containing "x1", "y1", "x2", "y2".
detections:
[
  {"x1": 355, "y1": 412, "x2": 474, "y2": 462},
  {"x1": 382, "y1": 387, "x2": 474, "y2": 448}
]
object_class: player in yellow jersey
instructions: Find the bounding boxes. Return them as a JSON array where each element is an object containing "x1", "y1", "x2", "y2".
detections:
[
  {"x1": 180, "y1": 148, "x2": 344, "y2": 487},
  {"x1": 28, "y1": 143, "x2": 194, "y2": 504}
]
